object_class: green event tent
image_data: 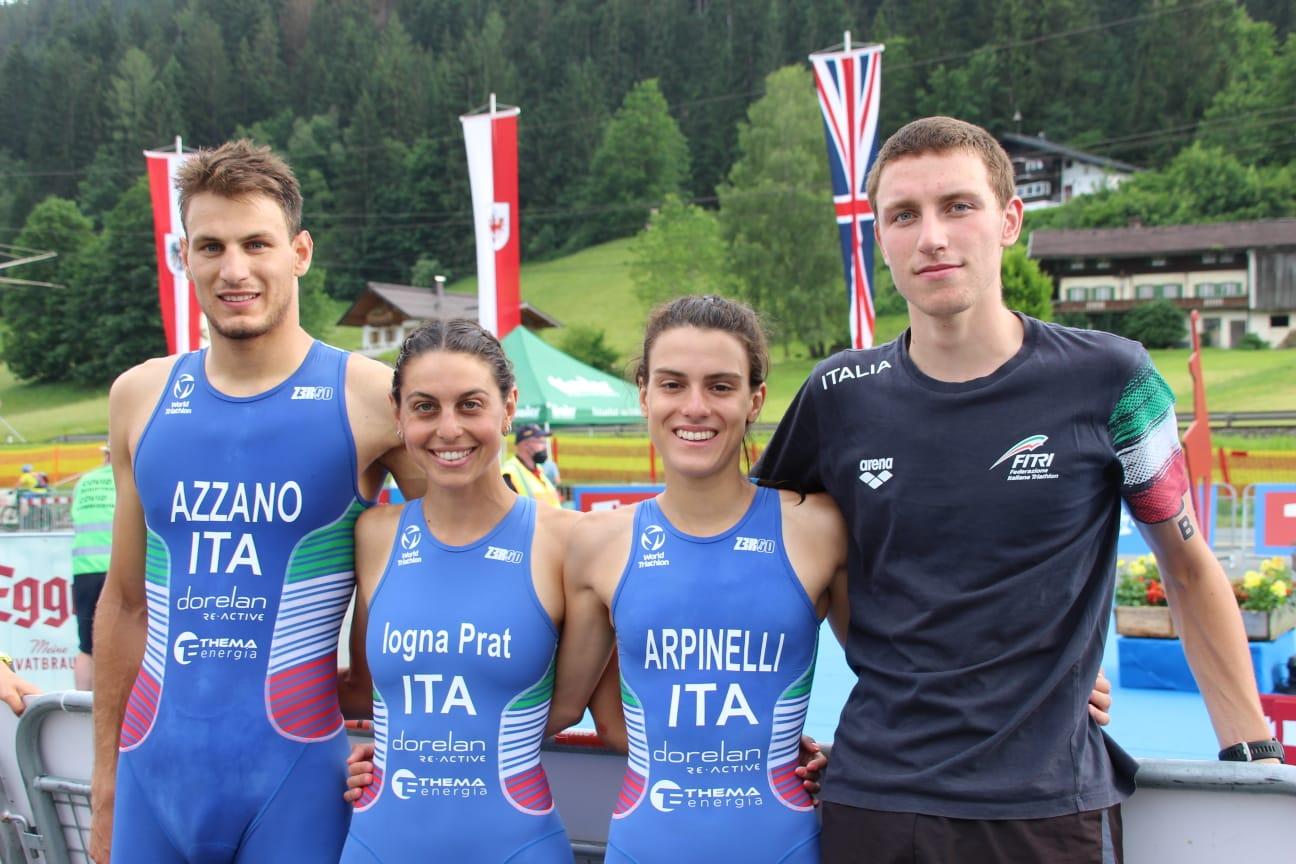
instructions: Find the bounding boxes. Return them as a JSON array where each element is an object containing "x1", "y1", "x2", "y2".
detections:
[{"x1": 501, "y1": 326, "x2": 641, "y2": 426}]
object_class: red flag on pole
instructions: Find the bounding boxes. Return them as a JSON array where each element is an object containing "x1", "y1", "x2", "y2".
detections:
[
  {"x1": 144, "y1": 142, "x2": 203, "y2": 354},
  {"x1": 461, "y1": 97, "x2": 522, "y2": 338},
  {"x1": 810, "y1": 36, "x2": 884, "y2": 349}
]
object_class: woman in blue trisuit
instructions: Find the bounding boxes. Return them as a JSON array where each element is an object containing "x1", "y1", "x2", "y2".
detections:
[
  {"x1": 338, "y1": 320, "x2": 578, "y2": 864},
  {"x1": 549, "y1": 296, "x2": 847, "y2": 864}
]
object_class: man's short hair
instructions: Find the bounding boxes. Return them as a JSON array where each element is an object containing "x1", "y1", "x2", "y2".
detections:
[
  {"x1": 866, "y1": 116, "x2": 1016, "y2": 209},
  {"x1": 175, "y1": 139, "x2": 303, "y2": 236}
]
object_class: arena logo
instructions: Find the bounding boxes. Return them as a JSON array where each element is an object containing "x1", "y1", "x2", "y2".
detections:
[{"x1": 858, "y1": 457, "x2": 893, "y2": 489}]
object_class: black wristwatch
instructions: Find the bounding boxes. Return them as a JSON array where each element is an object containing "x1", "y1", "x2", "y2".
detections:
[{"x1": 1218, "y1": 738, "x2": 1286, "y2": 763}]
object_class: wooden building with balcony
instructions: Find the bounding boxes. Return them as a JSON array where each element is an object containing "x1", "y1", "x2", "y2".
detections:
[
  {"x1": 338, "y1": 282, "x2": 561, "y2": 356},
  {"x1": 1028, "y1": 219, "x2": 1296, "y2": 348}
]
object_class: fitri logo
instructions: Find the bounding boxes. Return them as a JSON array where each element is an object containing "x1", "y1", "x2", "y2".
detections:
[
  {"x1": 640, "y1": 525, "x2": 666, "y2": 553},
  {"x1": 173, "y1": 373, "x2": 196, "y2": 401}
]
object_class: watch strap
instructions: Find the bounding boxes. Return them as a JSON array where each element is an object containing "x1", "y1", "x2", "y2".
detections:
[{"x1": 1218, "y1": 738, "x2": 1286, "y2": 763}]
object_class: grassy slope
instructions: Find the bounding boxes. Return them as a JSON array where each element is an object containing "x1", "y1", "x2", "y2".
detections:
[{"x1": 0, "y1": 240, "x2": 1292, "y2": 441}]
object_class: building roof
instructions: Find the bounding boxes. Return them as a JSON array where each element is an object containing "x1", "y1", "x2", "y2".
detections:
[
  {"x1": 1028, "y1": 219, "x2": 1296, "y2": 259},
  {"x1": 1000, "y1": 133, "x2": 1140, "y2": 174},
  {"x1": 337, "y1": 282, "x2": 562, "y2": 330}
]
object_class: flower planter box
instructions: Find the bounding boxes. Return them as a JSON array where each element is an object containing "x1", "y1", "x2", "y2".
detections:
[
  {"x1": 1241, "y1": 605, "x2": 1296, "y2": 642},
  {"x1": 1114, "y1": 606, "x2": 1175, "y2": 638}
]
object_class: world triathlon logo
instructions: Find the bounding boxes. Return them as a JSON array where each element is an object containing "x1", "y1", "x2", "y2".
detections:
[
  {"x1": 173, "y1": 373, "x2": 195, "y2": 401},
  {"x1": 401, "y1": 526, "x2": 422, "y2": 551},
  {"x1": 640, "y1": 525, "x2": 666, "y2": 552}
]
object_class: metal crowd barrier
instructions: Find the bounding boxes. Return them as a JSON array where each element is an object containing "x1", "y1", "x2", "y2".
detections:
[
  {"x1": 3, "y1": 695, "x2": 1295, "y2": 863},
  {"x1": 9, "y1": 691, "x2": 92, "y2": 864}
]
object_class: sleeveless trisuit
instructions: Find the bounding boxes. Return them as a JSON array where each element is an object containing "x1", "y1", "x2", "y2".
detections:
[
  {"x1": 341, "y1": 496, "x2": 572, "y2": 863},
  {"x1": 113, "y1": 343, "x2": 365, "y2": 863},
  {"x1": 606, "y1": 487, "x2": 820, "y2": 863}
]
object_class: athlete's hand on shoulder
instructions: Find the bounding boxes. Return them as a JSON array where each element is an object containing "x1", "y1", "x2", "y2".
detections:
[
  {"x1": 344, "y1": 743, "x2": 377, "y2": 802},
  {"x1": 795, "y1": 735, "x2": 827, "y2": 801},
  {"x1": 0, "y1": 664, "x2": 41, "y2": 714},
  {"x1": 1088, "y1": 668, "x2": 1112, "y2": 726}
]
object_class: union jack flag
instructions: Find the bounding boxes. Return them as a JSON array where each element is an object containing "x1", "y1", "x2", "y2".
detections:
[{"x1": 810, "y1": 44, "x2": 884, "y2": 349}]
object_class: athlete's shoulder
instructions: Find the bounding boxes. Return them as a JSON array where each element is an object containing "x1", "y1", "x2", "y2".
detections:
[
  {"x1": 569, "y1": 506, "x2": 635, "y2": 557},
  {"x1": 110, "y1": 354, "x2": 182, "y2": 403},
  {"x1": 1030, "y1": 317, "x2": 1148, "y2": 378},
  {"x1": 777, "y1": 490, "x2": 845, "y2": 542},
  {"x1": 357, "y1": 500, "x2": 404, "y2": 532},
  {"x1": 535, "y1": 502, "x2": 580, "y2": 542},
  {"x1": 109, "y1": 355, "x2": 185, "y2": 439},
  {"x1": 342, "y1": 351, "x2": 396, "y2": 398}
]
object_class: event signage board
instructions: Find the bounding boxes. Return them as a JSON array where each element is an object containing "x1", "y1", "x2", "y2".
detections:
[
  {"x1": 572, "y1": 486, "x2": 664, "y2": 513},
  {"x1": 0, "y1": 533, "x2": 77, "y2": 691},
  {"x1": 1253, "y1": 484, "x2": 1296, "y2": 555}
]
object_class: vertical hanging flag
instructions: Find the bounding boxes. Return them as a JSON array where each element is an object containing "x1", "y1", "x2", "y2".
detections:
[
  {"x1": 810, "y1": 38, "x2": 884, "y2": 349},
  {"x1": 461, "y1": 97, "x2": 522, "y2": 338},
  {"x1": 144, "y1": 141, "x2": 203, "y2": 354}
]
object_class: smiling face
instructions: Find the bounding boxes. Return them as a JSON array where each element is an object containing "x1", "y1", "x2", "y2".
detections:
[
  {"x1": 394, "y1": 350, "x2": 516, "y2": 491},
  {"x1": 640, "y1": 326, "x2": 765, "y2": 481},
  {"x1": 180, "y1": 192, "x2": 311, "y2": 342},
  {"x1": 872, "y1": 149, "x2": 1023, "y2": 324}
]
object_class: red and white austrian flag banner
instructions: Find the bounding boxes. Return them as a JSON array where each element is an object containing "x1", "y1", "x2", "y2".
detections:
[
  {"x1": 144, "y1": 147, "x2": 205, "y2": 354},
  {"x1": 461, "y1": 104, "x2": 522, "y2": 338}
]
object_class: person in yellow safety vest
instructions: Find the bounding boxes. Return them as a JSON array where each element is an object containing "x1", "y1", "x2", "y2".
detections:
[
  {"x1": 16, "y1": 464, "x2": 41, "y2": 493},
  {"x1": 500, "y1": 424, "x2": 561, "y2": 508},
  {"x1": 70, "y1": 446, "x2": 115, "y2": 690}
]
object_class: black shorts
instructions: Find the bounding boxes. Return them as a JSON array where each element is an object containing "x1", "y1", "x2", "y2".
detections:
[
  {"x1": 73, "y1": 572, "x2": 107, "y2": 654},
  {"x1": 820, "y1": 801, "x2": 1123, "y2": 864}
]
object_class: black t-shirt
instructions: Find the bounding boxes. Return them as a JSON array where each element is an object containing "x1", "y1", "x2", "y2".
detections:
[{"x1": 754, "y1": 315, "x2": 1185, "y2": 819}]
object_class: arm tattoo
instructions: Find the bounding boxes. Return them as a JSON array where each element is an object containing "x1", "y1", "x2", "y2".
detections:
[{"x1": 1177, "y1": 513, "x2": 1195, "y2": 541}]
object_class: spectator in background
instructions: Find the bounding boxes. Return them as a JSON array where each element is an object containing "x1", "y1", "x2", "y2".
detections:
[
  {"x1": 16, "y1": 464, "x2": 40, "y2": 493},
  {"x1": 501, "y1": 423, "x2": 562, "y2": 507},
  {"x1": 70, "y1": 445, "x2": 115, "y2": 691}
]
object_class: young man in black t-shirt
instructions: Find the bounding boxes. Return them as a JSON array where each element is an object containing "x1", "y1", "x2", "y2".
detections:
[{"x1": 755, "y1": 117, "x2": 1279, "y2": 863}]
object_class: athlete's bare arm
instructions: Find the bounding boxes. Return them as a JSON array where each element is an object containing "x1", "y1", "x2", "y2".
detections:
[
  {"x1": 1142, "y1": 492, "x2": 1273, "y2": 754},
  {"x1": 345, "y1": 354, "x2": 423, "y2": 500},
  {"x1": 548, "y1": 507, "x2": 631, "y2": 745},
  {"x1": 89, "y1": 357, "x2": 177, "y2": 864},
  {"x1": 338, "y1": 504, "x2": 402, "y2": 719},
  {"x1": 779, "y1": 491, "x2": 848, "y2": 627},
  {"x1": 532, "y1": 505, "x2": 579, "y2": 627}
]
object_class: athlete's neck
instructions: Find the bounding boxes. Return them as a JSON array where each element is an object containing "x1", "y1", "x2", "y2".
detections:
[
  {"x1": 420, "y1": 473, "x2": 517, "y2": 546},
  {"x1": 204, "y1": 325, "x2": 315, "y2": 397},
  {"x1": 906, "y1": 303, "x2": 1023, "y2": 383},
  {"x1": 657, "y1": 465, "x2": 757, "y2": 537}
]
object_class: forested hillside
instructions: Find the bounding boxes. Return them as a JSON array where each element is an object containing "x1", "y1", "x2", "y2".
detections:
[{"x1": 1, "y1": 0, "x2": 1292, "y2": 382}]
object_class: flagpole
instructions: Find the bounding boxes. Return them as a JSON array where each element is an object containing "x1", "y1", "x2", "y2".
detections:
[{"x1": 844, "y1": 30, "x2": 850, "y2": 51}]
